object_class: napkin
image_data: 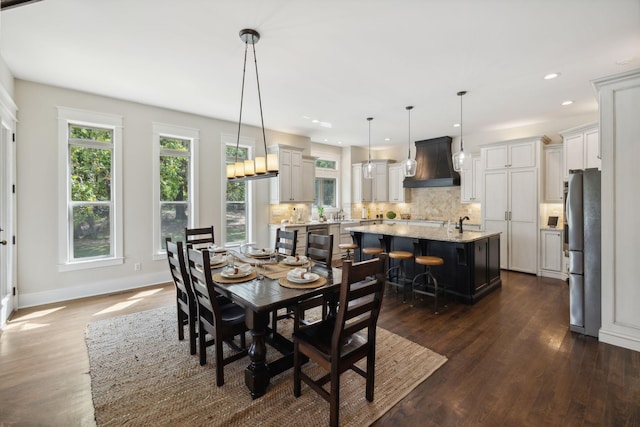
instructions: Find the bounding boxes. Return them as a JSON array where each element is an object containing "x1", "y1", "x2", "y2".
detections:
[
  {"x1": 285, "y1": 255, "x2": 308, "y2": 264},
  {"x1": 287, "y1": 268, "x2": 310, "y2": 280}
]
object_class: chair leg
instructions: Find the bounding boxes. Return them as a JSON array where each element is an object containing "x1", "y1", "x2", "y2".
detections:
[
  {"x1": 215, "y1": 337, "x2": 224, "y2": 387},
  {"x1": 189, "y1": 315, "x2": 197, "y2": 355},
  {"x1": 177, "y1": 306, "x2": 185, "y2": 341},
  {"x1": 330, "y1": 365, "x2": 340, "y2": 427},
  {"x1": 199, "y1": 321, "x2": 207, "y2": 366},
  {"x1": 293, "y1": 341, "x2": 302, "y2": 397},
  {"x1": 366, "y1": 346, "x2": 375, "y2": 401}
]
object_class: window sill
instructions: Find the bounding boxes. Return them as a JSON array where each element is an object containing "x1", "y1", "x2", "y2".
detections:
[{"x1": 58, "y1": 257, "x2": 124, "y2": 272}]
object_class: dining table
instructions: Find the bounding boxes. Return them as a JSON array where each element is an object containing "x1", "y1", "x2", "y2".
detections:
[{"x1": 210, "y1": 250, "x2": 342, "y2": 398}]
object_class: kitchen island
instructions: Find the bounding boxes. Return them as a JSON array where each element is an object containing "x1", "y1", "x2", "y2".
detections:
[{"x1": 348, "y1": 224, "x2": 501, "y2": 304}]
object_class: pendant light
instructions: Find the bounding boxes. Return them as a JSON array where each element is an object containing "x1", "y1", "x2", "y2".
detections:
[
  {"x1": 403, "y1": 106, "x2": 417, "y2": 177},
  {"x1": 227, "y1": 28, "x2": 278, "y2": 182},
  {"x1": 362, "y1": 117, "x2": 375, "y2": 179},
  {"x1": 452, "y1": 90, "x2": 467, "y2": 172}
]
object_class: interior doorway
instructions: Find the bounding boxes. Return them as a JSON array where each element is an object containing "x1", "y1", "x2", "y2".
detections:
[{"x1": 0, "y1": 122, "x2": 15, "y2": 327}]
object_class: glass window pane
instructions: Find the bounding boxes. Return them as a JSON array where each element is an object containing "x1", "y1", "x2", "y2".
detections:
[
  {"x1": 315, "y1": 177, "x2": 336, "y2": 207},
  {"x1": 316, "y1": 159, "x2": 336, "y2": 169},
  {"x1": 226, "y1": 145, "x2": 248, "y2": 162},
  {"x1": 69, "y1": 125, "x2": 112, "y2": 143},
  {"x1": 160, "y1": 136, "x2": 189, "y2": 151},
  {"x1": 70, "y1": 146, "x2": 112, "y2": 201},
  {"x1": 160, "y1": 203, "x2": 189, "y2": 249},
  {"x1": 160, "y1": 155, "x2": 189, "y2": 201},
  {"x1": 72, "y1": 205, "x2": 111, "y2": 259},
  {"x1": 226, "y1": 200, "x2": 246, "y2": 243}
]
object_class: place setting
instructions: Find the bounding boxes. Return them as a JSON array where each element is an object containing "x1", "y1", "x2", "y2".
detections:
[
  {"x1": 279, "y1": 266, "x2": 326, "y2": 289},
  {"x1": 213, "y1": 263, "x2": 257, "y2": 284}
]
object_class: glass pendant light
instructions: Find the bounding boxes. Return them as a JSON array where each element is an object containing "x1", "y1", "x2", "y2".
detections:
[
  {"x1": 403, "y1": 106, "x2": 417, "y2": 177},
  {"x1": 452, "y1": 90, "x2": 467, "y2": 172},
  {"x1": 362, "y1": 117, "x2": 375, "y2": 179}
]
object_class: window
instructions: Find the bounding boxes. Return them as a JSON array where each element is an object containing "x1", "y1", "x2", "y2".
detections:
[
  {"x1": 221, "y1": 133, "x2": 254, "y2": 247},
  {"x1": 152, "y1": 123, "x2": 198, "y2": 258},
  {"x1": 314, "y1": 155, "x2": 339, "y2": 208},
  {"x1": 57, "y1": 107, "x2": 123, "y2": 271}
]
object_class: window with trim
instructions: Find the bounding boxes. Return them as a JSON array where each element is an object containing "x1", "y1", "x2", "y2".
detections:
[
  {"x1": 314, "y1": 156, "x2": 339, "y2": 208},
  {"x1": 57, "y1": 107, "x2": 123, "y2": 271},
  {"x1": 225, "y1": 144, "x2": 250, "y2": 245},
  {"x1": 152, "y1": 123, "x2": 198, "y2": 257}
]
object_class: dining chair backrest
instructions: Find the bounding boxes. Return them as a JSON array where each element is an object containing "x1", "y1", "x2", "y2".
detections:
[
  {"x1": 305, "y1": 232, "x2": 333, "y2": 268},
  {"x1": 166, "y1": 238, "x2": 198, "y2": 354},
  {"x1": 333, "y1": 254, "x2": 387, "y2": 355},
  {"x1": 186, "y1": 248, "x2": 222, "y2": 323},
  {"x1": 185, "y1": 226, "x2": 215, "y2": 250},
  {"x1": 275, "y1": 228, "x2": 298, "y2": 256}
]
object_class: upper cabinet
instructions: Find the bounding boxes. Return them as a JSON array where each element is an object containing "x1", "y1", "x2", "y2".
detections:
[
  {"x1": 560, "y1": 123, "x2": 600, "y2": 180},
  {"x1": 461, "y1": 153, "x2": 482, "y2": 203},
  {"x1": 388, "y1": 163, "x2": 410, "y2": 203},
  {"x1": 269, "y1": 145, "x2": 316, "y2": 204},
  {"x1": 543, "y1": 144, "x2": 564, "y2": 202},
  {"x1": 483, "y1": 138, "x2": 542, "y2": 170},
  {"x1": 352, "y1": 160, "x2": 390, "y2": 203}
]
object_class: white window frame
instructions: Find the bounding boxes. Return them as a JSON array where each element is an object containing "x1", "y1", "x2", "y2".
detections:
[
  {"x1": 57, "y1": 107, "x2": 123, "y2": 271},
  {"x1": 313, "y1": 151, "x2": 341, "y2": 212},
  {"x1": 221, "y1": 133, "x2": 254, "y2": 248},
  {"x1": 152, "y1": 123, "x2": 199, "y2": 260}
]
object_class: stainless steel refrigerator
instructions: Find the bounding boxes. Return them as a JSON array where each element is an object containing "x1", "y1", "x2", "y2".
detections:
[{"x1": 567, "y1": 168, "x2": 601, "y2": 337}]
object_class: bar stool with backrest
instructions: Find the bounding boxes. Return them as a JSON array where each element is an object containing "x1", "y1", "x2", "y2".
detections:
[
  {"x1": 412, "y1": 255, "x2": 446, "y2": 313},
  {"x1": 386, "y1": 250, "x2": 414, "y2": 302}
]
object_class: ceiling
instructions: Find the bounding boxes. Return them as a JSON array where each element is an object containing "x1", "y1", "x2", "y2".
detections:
[{"x1": 1, "y1": 0, "x2": 639, "y2": 149}]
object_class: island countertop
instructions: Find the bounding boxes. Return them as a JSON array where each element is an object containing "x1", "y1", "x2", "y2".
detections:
[{"x1": 345, "y1": 223, "x2": 500, "y2": 243}]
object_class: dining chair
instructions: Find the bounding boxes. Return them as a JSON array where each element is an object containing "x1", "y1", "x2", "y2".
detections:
[
  {"x1": 186, "y1": 248, "x2": 249, "y2": 386},
  {"x1": 293, "y1": 232, "x2": 334, "y2": 331},
  {"x1": 271, "y1": 228, "x2": 299, "y2": 335},
  {"x1": 165, "y1": 238, "x2": 197, "y2": 355},
  {"x1": 274, "y1": 228, "x2": 298, "y2": 256},
  {"x1": 185, "y1": 226, "x2": 215, "y2": 250},
  {"x1": 292, "y1": 254, "x2": 387, "y2": 427}
]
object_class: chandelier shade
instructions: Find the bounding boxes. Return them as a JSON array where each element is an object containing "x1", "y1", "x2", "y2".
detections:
[
  {"x1": 403, "y1": 106, "x2": 417, "y2": 177},
  {"x1": 363, "y1": 117, "x2": 375, "y2": 179},
  {"x1": 452, "y1": 90, "x2": 467, "y2": 172}
]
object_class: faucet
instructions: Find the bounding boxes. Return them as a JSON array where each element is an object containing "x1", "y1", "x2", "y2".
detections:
[{"x1": 458, "y1": 216, "x2": 470, "y2": 234}]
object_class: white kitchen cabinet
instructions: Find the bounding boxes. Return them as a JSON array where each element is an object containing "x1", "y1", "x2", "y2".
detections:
[
  {"x1": 483, "y1": 137, "x2": 545, "y2": 170},
  {"x1": 560, "y1": 123, "x2": 600, "y2": 180},
  {"x1": 269, "y1": 145, "x2": 315, "y2": 203},
  {"x1": 539, "y1": 229, "x2": 565, "y2": 279},
  {"x1": 543, "y1": 145, "x2": 564, "y2": 202},
  {"x1": 351, "y1": 160, "x2": 390, "y2": 203},
  {"x1": 388, "y1": 163, "x2": 410, "y2": 203},
  {"x1": 482, "y1": 137, "x2": 544, "y2": 274},
  {"x1": 461, "y1": 154, "x2": 482, "y2": 203}
]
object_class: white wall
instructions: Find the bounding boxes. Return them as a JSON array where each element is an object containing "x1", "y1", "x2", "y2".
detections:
[{"x1": 14, "y1": 80, "x2": 309, "y2": 307}]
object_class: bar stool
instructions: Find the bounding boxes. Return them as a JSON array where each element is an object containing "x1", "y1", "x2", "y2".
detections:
[
  {"x1": 386, "y1": 250, "x2": 414, "y2": 302},
  {"x1": 412, "y1": 255, "x2": 445, "y2": 313},
  {"x1": 361, "y1": 246, "x2": 383, "y2": 261},
  {"x1": 338, "y1": 243, "x2": 358, "y2": 260}
]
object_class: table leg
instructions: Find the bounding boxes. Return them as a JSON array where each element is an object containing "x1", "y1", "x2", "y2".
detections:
[{"x1": 244, "y1": 309, "x2": 270, "y2": 398}]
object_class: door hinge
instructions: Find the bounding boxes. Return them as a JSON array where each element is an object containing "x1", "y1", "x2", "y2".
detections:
[
  {"x1": 13, "y1": 287, "x2": 16, "y2": 296},
  {"x1": 12, "y1": 235, "x2": 16, "y2": 245}
]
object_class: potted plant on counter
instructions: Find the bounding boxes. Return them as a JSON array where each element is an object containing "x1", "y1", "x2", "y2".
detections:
[{"x1": 317, "y1": 206, "x2": 326, "y2": 222}]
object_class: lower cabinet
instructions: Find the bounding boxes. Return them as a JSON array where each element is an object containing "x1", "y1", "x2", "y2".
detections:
[{"x1": 539, "y1": 229, "x2": 566, "y2": 279}]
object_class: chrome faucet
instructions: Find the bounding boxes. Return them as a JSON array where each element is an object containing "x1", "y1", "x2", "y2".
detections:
[{"x1": 458, "y1": 216, "x2": 470, "y2": 234}]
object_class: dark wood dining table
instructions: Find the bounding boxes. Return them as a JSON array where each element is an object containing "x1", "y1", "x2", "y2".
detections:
[{"x1": 211, "y1": 254, "x2": 342, "y2": 398}]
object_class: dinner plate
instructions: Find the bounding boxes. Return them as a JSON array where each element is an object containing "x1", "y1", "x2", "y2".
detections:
[
  {"x1": 208, "y1": 245, "x2": 226, "y2": 253},
  {"x1": 287, "y1": 272, "x2": 319, "y2": 284},
  {"x1": 283, "y1": 256, "x2": 308, "y2": 266},
  {"x1": 220, "y1": 265, "x2": 252, "y2": 278},
  {"x1": 209, "y1": 255, "x2": 225, "y2": 265},
  {"x1": 247, "y1": 249, "x2": 273, "y2": 258}
]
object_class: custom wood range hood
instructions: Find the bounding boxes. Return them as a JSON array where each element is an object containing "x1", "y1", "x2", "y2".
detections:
[{"x1": 403, "y1": 136, "x2": 461, "y2": 188}]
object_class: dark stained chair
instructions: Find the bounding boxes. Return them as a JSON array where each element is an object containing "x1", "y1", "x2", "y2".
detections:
[
  {"x1": 165, "y1": 238, "x2": 197, "y2": 355},
  {"x1": 274, "y1": 228, "x2": 298, "y2": 256},
  {"x1": 292, "y1": 254, "x2": 388, "y2": 427},
  {"x1": 186, "y1": 248, "x2": 248, "y2": 386},
  {"x1": 185, "y1": 226, "x2": 215, "y2": 250}
]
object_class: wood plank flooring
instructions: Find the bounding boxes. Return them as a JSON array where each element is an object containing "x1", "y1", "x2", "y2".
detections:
[{"x1": 1, "y1": 271, "x2": 639, "y2": 426}]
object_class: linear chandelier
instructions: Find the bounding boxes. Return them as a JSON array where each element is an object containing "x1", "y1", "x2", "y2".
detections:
[
  {"x1": 227, "y1": 28, "x2": 278, "y2": 182},
  {"x1": 362, "y1": 117, "x2": 375, "y2": 179},
  {"x1": 452, "y1": 90, "x2": 467, "y2": 172},
  {"x1": 403, "y1": 105, "x2": 417, "y2": 177}
]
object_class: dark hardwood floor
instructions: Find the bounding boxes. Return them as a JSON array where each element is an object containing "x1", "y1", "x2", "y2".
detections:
[{"x1": 1, "y1": 271, "x2": 639, "y2": 426}]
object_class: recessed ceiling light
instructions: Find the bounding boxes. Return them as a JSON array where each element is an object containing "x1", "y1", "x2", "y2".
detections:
[
  {"x1": 311, "y1": 119, "x2": 319, "y2": 123},
  {"x1": 337, "y1": 141, "x2": 342, "y2": 145},
  {"x1": 561, "y1": 100, "x2": 573, "y2": 106},
  {"x1": 544, "y1": 73, "x2": 561, "y2": 80},
  {"x1": 302, "y1": 115, "x2": 310, "y2": 119},
  {"x1": 453, "y1": 123, "x2": 460, "y2": 128},
  {"x1": 320, "y1": 122, "x2": 332, "y2": 128},
  {"x1": 323, "y1": 138, "x2": 328, "y2": 142},
  {"x1": 384, "y1": 138, "x2": 391, "y2": 141}
]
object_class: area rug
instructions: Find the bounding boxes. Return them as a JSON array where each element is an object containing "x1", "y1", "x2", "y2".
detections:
[{"x1": 85, "y1": 305, "x2": 447, "y2": 426}]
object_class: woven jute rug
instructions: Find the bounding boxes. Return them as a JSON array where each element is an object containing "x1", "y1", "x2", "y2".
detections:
[{"x1": 85, "y1": 305, "x2": 447, "y2": 426}]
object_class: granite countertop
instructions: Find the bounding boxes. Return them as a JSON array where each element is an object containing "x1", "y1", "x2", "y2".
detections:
[{"x1": 345, "y1": 223, "x2": 500, "y2": 243}]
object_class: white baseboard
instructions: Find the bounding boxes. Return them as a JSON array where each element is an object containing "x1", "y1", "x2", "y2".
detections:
[
  {"x1": 17, "y1": 270, "x2": 171, "y2": 309},
  {"x1": 599, "y1": 329, "x2": 640, "y2": 353}
]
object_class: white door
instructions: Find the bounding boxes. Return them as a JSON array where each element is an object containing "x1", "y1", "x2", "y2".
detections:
[
  {"x1": 1, "y1": 124, "x2": 15, "y2": 327},
  {"x1": 508, "y1": 168, "x2": 538, "y2": 273},
  {"x1": 483, "y1": 170, "x2": 508, "y2": 269}
]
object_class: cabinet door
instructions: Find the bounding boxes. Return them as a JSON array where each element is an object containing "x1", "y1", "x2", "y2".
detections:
[
  {"x1": 541, "y1": 230, "x2": 563, "y2": 272},
  {"x1": 509, "y1": 141, "x2": 537, "y2": 168},
  {"x1": 290, "y1": 150, "x2": 303, "y2": 201},
  {"x1": 544, "y1": 147, "x2": 563, "y2": 202},
  {"x1": 564, "y1": 133, "x2": 584, "y2": 178},
  {"x1": 472, "y1": 156, "x2": 483, "y2": 201},
  {"x1": 508, "y1": 169, "x2": 538, "y2": 273},
  {"x1": 483, "y1": 170, "x2": 508, "y2": 268},
  {"x1": 352, "y1": 164, "x2": 372, "y2": 202},
  {"x1": 279, "y1": 149, "x2": 293, "y2": 201},
  {"x1": 584, "y1": 129, "x2": 601, "y2": 170},
  {"x1": 372, "y1": 164, "x2": 388, "y2": 202},
  {"x1": 388, "y1": 163, "x2": 405, "y2": 203},
  {"x1": 460, "y1": 156, "x2": 474, "y2": 203},
  {"x1": 483, "y1": 145, "x2": 508, "y2": 170}
]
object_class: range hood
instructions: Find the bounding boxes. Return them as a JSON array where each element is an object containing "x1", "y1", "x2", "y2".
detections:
[{"x1": 403, "y1": 136, "x2": 460, "y2": 188}]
